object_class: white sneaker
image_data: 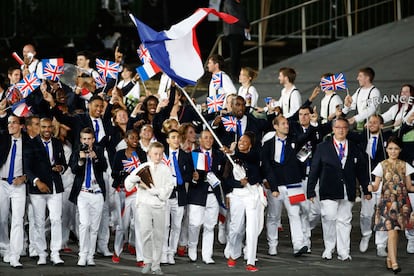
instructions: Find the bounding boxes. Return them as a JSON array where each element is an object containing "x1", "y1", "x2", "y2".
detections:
[
  {"x1": 10, "y1": 259, "x2": 23, "y2": 269},
  {"x1": 87, "y1": 257, "x2": 96, "y2": 266},
  {"x1": 337, "y1": 255, "x2": 352, "y2": 261},
  {"x1": 160, "y1": 254, "x2": 168, "y2": 264},
  {"x1": 37, "y1": 255, "x2": 47, "y2": 265},
  {"x1": 359, "y1": 236, "x2": 370, "y2": 253},
  {"x1": 152, "y1": 268, "x2": 164, "y2": 275},
  {"x1": 322, "y1": 249, "x2": 332, "y2": 260},
  {"x1": 203, "y1": 258, "x2": 215, "y2": 264},
  {"x1": 377, "y1": 247, "x2": 387, "y2": 257},
  {"x1": 188, "y1": 247, "x2": 197, "y2": 262},
  {"x1": 51, "y1": 255, "x2": 64, "y2": 266},
  {"x1": 142, "y1": 263, "x2": 152, "y2": 274},
  {"x1": 268, "y1": 247, "x2": 277, "y2": 256},
  {"x1": 167, "y1": 254, "x2": 175, "y2": 265},
  {"x1": 77, "y1": 257, "x2": 87, "y2": 267},
  {"x1": 3, "y1": 255, "x2": 10, "y2": 263}
]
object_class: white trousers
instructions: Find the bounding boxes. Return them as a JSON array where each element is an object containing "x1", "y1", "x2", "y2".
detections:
[
  {"x1": 308, "y1": 183, "x2": 321, "y2": 230},
  {"x1": 178, "y1": 205, "x2": 189, "y2": 247},
  {"x1": 30, "y1": 192, "x2": 63, "y2": 258},
  {"x1": 265, "y1": 187, "x2": 283, "y2": 249},
  {"x1": 61, "y1": 180, "x2": 76, "y2": 248},
  {"x1": 162, "y1": 197, "x2": 184, "y2": 256},
  {"x1": 0, "y1": 180, "x2": 26, "y2": 262},
  {"x1": 224, "y1": 186, "x2": 259, "y2": 265},
  {"x1": 320, "y1": 199, "x2": 353, "y2": 258},
  {"x1": 137, "y1": 203, "x2": 166, "y2": 271},
  {"x1": 278, "y1": 185, "x2": 308, "y2": 252},
  {"x1": 97, "y1": 164, "x2": 111, "y2": 251},
  {"x1": 113, "y1": 190, "x2": 142, "y2": 259},
  {"x1": 188, "y1": 194, "x2": 219, "y2": 261},
  {"x1": 77, "y1": 191, "x2": 104, "y2": 259}
]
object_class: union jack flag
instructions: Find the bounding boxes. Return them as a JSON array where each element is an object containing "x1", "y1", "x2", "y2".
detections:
[
  {"x1": 221, "y1": 116, "x2": 238, "y2": 132},
  {"x1": 212, "y1": 72, "x2": 222, "y2": 90},
  {"x1": 122, "y1": 152, "x2": 141, "y2": 173},
  {"x1": 15, "y1": 73, "x2": 41, "y2": 98},
  {"x1": 206, "y1": 93, "x2": 225, "y2": 114},
  {"x1": 96, "y1": 59, "x2": 119, "y2": 79},
  {"x1": 320, "y1": 72, "x2": 347, "y2": 91},
  {"x1": 137, "y1": 44, "x2": 152, "y2": 63},
  {"x1": 43, "y1": 63, "x2": 64, "y2": 81},
  {"x1": 94, "y1": 73, "x2": 107, "y2": 89},
  {"x1": 162, "y1": 153, "x2": 171, "y2": 167}
]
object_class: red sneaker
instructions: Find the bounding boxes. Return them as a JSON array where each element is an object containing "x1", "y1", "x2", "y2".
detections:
[
  {"x1": 246, "y1": 265, "x2": 259, "y2": 272},
  {"x1": 227, "y1": 258, "x2": 236, "y2": 268},
  {"x1": 136, "y1": 261, "x2": 145, "y2": 267},
  {"x1": 112, "y1": 254, "x2": 120, "y2": 264},
  {"x1": 177, "y1": 246, "x2": 186, "y2": 257},
  {"x1": 127, "y1": 245, "x2": 136, "y2": 255},
  {"x1": 63, "y1": 247, "x2": 72, "y2": 253}
]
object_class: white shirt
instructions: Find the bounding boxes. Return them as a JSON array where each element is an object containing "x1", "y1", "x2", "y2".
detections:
[
  {"x1": 117, "y1": 80, "x2": 141, "y2": 101},
  {"x1": 90, "y1": 116, "x2": 105, "y2": 142},
  {"x1": 273, "y1": 135, "x2": 287, "y2": 163},
  {"x1": 320, "y1": 93, "x2": 343, "y2": 123},
  {"x1": 342, "y1": 85, "x2": 381, "y2": 122},
  {"x1": 333, "y1": 138, "x2": 348, "y2": 168},
  {"x1": 208, "y1": 71, "x2": 237, "y2": 97},
  {"x1": 81, "y1": 157, "x2": 100, "y2": 192},
  {"x1": 366, "y1": 134, "x2": 379, "y2": 160},
  {"x1": 0, "y1": 136, "x2": 23, "y2": 178},
  {"x1": 277, "y1": 85, "x2": 302, "y2": 119},
  {"x1": 381, "y1": 104, "x2": 411, "y2": 124},
  {"x1": 168, "y1": 148, "x2": 180, "y2": 177},
  {"x1": 238, "y1": 85, "x2": 259, "y2": 107},
  {"x1": 41, "y1": 138, "x2": 54, "y2": 165}
]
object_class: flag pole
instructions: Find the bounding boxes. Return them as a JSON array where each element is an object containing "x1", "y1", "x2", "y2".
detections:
[
  {"x1": 178, "y1": 85, "x2": 236, "y2": 167},
  {"x1": 140, "y1": 78, "x2": 148, "y2": 92},
  {"x1": 178, "y1": 85, "x2": 235, "y2": 207}
]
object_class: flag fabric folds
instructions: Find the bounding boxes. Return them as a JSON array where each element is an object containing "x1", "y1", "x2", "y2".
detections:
[
  {"x1": 221, "y1": 116, "x2": 238, "y2": 132},
  {"x1": 122, "y1": 152, "x2": 141, "y2": 173},
  {"x1": 12, "y1": 100, "x2": 31, "y2": 117},
  {"x1": 136, "y1": 60, "x2": 161, "y2": 81},
  {"x1": 206, "y1": 93, "x2": 225, "y2": 113},
  {"x1": 94, "y1": 74, "x2": 107, "y2": 89},
  {"x1": 191, "y1": 152, "x2": 208, "y2": 171},
  {"x1": 286, "y1": 183, "x2": 306, "y2": 204},
  {"x1": 137, "y1": 43, "x2": 152, "y2": 63},
  {"x1": 129, "y1": 8, "x2": 238, "y2": 87},
  {"x1": 15, "y1": 73, "x2": 41, "y2": 98},
  {"x1": 320, "y1": 72, "x2": 347, "y2": 91},
  {"x1": 43, "y1": 62, "x2": 64, "y2": 81},
  {"x1": 96, "y1": 59, "x2": 120, "y2": 79},
  {"x1": 212, "y1": 72, "x2": 222, "y2": 90}
]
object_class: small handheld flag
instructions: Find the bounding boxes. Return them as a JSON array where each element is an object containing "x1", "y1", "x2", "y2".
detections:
[
  {"x1": 136, "y1": 60, "x2": 161, "y2": 81},
  {"x1": 122, "y1": 152, "x2": 141, "y2": 173},
  {"x1": 206, "y1": 93, "x2": 225, "y2": 113},
  {"x1": 320, "y1": 72, "x2": 347, "y2": 91},
  {"x1": 137, "y1": 44, "x2": 152, "y2": 63},
  {"x1": 221, "y1": 116, "x2": 238, "y2": 132},
  {"x1": 43, "y1": 62, "x2": 64, "y2": 81},
  {"x1": 96, "y1": 59, "x2": 120, "y2": 79},
  {"x1": 191, "y1": 152, "x2": 208, "y2": 171},
  {"x1": 15, "y1": 73, "x2": 41, "y2": 98},
  {"x1": 212, "y1": 72, "x2": 222, "y2": 90}
]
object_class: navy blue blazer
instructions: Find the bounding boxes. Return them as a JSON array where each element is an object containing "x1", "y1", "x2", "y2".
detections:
[
  {"x1": 165, "y1": 148, "x2": 194, "y2": 206},
  {"x1": 69, "y1": 145, "x2": 108, "y2": 204},
  {"x1": 307, "y1": 137, "x2": 369, "y2": 202},
  {"x1": 25, "y1": 136, "x2": 67, "y2": 194},
  {"x1": 188, "y1": 148, "x2": 225, "y2": 206},
  {"x1": 0, "y1": 132, "x2": 31, "y2": 177}
]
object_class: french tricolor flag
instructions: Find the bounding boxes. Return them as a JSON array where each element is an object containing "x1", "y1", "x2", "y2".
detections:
[
  {"x1": 129, "y1": 8, "x2": 238, "y2": 87},
  {"x1": 191, "y1": 152, "x2": 208, "y2": 171},
  {"x1": 136, "y1": 60, "x2": 160, "y2": 81},
  {"x1": 12, "y1": 100, "x2": 31, "y2": 117},
  {"x1": 286, "y1": 184, "x2": 306, "y2": 204}
]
